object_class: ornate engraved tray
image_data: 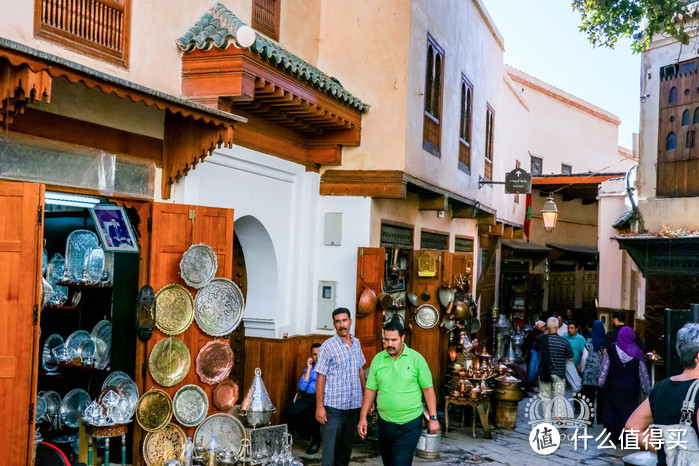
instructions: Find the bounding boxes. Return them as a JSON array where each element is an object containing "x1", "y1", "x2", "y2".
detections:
[
  {"x1": 194, "y1": 413, "x2": 245, "y2": 455},
  {"x1": 180, "y1": 243, "x2": 218, "y2": 289},
  {"x1": 136, "y1": 389, "x2": 173, "y2": 432},
  {"x1": 194, "y1": 278, "x2": 245, "y2": 337},
  {"x1": 250, "y1": 424, "x2": 289, "y2": 464},
  {"x1": 143, "y1": 422, "x2": 186, "y2": 466},
  {"x1": 154, "y1": 284, "x2": 195, "y2": 336},
  {"x1": 212, "y1": 379, "x2": 239, "y2": 411},
  {"x1": 195, "y1": 340, "x2": 234, "y2": 385},
  {"x1": 173, "y1": 384, "x2": 209, "y2": 427},
  {"x1": 415, "y1": 304, "x2": 440, "y2": 329},
  {"x1": 148, "y1": 337, "x2": 191, "y2": 387}
]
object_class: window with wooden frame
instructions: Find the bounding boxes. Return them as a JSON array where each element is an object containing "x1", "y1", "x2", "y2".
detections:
[
  {"x1": 252, "y1": 0, "x2": 281, "y2": 41},
  {"x1": 34, "y1": 0, "x2": 131, "y2": 67},
  {"x1": 484, "y1": 104, "x2": 495, "y2": 180},
  {"x1": 561, "y1": 164, "x2": 572, "y2": 175},
  {"x1": 458, "y1": 75, "x2": 473, "y2": 173},
  {"x1": 423, "y1": 35, "x2": 444, "y2": 157},
  {"x1": 420, "y1": 230, "x2": 448, "y2": 251}
]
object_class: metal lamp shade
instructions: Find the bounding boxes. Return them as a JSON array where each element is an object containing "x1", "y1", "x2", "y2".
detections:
[{"x1": 541, "y1": 195, "x2": 558, "y2": 232}]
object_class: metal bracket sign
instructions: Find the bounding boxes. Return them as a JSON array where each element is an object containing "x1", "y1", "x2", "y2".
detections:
[{"x1": 504, "y1": 168, "x2": 531, "y2": 194}]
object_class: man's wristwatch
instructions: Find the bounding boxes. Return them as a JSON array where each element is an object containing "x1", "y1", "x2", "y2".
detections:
[{"x1": 429, "y1": 415, "x2": 438, "y2": 421}]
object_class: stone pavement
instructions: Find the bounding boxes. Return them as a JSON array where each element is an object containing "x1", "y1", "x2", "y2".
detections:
[{"x1": 290, "y1": 389, "x2": 649, "y2": 465}]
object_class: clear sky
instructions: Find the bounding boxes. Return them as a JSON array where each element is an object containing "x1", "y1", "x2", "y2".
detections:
[{"x1": 482, "y1": 0, "x2": 640, "y2": 149}]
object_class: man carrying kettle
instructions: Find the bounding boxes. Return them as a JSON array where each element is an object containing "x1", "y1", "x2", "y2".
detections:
[
  {"x1": 357, "y1": 319, "x2": 439, "y2": 465},
  {"x1": 315, "y1": 308, "x2": 366, "y2": 466}
]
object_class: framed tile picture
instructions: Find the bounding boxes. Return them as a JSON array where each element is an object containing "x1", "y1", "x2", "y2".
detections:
[{"x1": 89, "y1": 205, "x2": 139, "y2": 253}]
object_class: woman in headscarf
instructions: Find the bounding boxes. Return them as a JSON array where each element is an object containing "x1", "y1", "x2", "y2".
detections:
[
  {"x1": 598, "y1": 326, "x2": 651, "y2": 438},
  {"x1": 581, "y1": 320, "x2": 606, "y2": 424}
]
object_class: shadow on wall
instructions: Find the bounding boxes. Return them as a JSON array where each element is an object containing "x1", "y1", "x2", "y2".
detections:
[{"x1": 235, "y1": 215, "x2": 278, "y2": 328}]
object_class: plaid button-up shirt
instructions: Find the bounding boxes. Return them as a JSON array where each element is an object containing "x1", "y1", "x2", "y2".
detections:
[{"x1": 314, "y1": 334, "x2": 365, "y2": 410}]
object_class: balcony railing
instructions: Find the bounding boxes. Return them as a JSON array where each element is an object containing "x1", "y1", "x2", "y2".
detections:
[{"x1": 35, "y1": 0, "x2": 131, "y2": 67}]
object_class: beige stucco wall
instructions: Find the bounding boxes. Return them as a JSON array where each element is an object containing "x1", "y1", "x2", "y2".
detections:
[
  {"x1": 316, "y1": 0, "x2": 410, "y2": 171},
  {"x1": 527, "y1": 192, "x2": 599, "y2": 248},
  {"x1": 638, "y1": 33, "x2": 699, "y2": 231},
  {"x1": 0, "y1": 1, "x2": 324, "y2": 96}
]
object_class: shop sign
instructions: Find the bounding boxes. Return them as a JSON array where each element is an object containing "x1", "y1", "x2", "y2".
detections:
[{"x1": 505, "y1": 169, "x2": 532, "y2": 194}]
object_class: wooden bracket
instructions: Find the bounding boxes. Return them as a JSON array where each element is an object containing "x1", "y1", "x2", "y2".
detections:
[{"x1": 418, "y1": 194, "x2": 448, "y2": 211}]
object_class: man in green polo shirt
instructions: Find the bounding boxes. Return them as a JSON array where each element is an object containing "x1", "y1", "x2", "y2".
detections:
[{"x1": 357, "y1": 319, "x2": 439, "y2": 465}]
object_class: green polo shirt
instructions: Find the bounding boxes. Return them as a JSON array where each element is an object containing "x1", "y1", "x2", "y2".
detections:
[{"x1": 366, "y1": 345, "x2": 433, "y2": 424}]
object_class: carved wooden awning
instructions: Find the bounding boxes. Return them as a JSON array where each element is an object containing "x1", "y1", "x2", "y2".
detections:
[
  {"x1": 181, "y1": 45, "x2": 364, "y2": 167},
  {"x1": 0, "y1": 39, "x2": 244, "y2": 199}
]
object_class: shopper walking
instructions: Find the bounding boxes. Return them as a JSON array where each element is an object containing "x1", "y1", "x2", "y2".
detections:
[
  {"x1": 535, "y1": 316, "x2": 573, "y2": 420},
  {"x1": 357, "y1": 319, "x2": 439, "y2": 466},
  {"x1": 315, "y1": 308, "x2": 366, "y2": 466},
  {"x1": 581, "y1": 320, "x2": 606, "y2": 424}
]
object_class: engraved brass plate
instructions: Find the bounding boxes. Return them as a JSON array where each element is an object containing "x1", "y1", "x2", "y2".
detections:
[
  {"x1": 136, "y1": 389, "x2": 173, "y2": 432},
  {"x1": 154, "y1": 284, "x2": 195, "y2": 336},
  {"x1": 143, "y1": 422, "x2": 186, "y2": 466},
  {"x1": 194, "y1": 278, "x2": 245, "y2": 337},
  {"x1": 148, "y1": 337, "x2": 191, "y2": 388}
]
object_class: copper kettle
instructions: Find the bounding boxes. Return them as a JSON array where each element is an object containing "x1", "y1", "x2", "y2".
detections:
[{"x1": 357, "y1": 286, "x2": 377, "y2": 316}]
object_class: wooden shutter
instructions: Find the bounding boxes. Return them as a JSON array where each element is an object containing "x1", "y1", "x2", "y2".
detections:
[
  {"x1": 355, "y1": 247, "x2": 385, "y2": 364},
  {"x1": 0, "y1": 180, "x2": 43, "y2": 464},
  {"x1": 143, "y1": 203, "x2": 234, "y2": 434}
]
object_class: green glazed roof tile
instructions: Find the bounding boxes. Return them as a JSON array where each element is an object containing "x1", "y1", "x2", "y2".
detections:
[{"x1": 177, "y1": 2, "x2": 369, "y2": 113}]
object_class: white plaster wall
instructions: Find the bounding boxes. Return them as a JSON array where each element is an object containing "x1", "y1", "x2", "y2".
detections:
[{"x1": 170, "y1": 144, "x2": 371, "y2": 338}]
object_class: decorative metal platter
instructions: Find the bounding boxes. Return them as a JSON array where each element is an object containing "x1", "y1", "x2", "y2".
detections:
[
  {"x1": 194, "y1": 413, "x2": 245, "y2": 455},
  {"x1": 415, "y1": 304, "x2": 440, "y2": 329},
  {"x1": 250, "y1": 424, "x2": 289, "y2": 464},
  {"x1": 173, "y1": 384, "x2": 209, "y2": 427},
  {"x1": 103, "y1": 371, "x2": 139, "y2": 417},
  {"x1": 179, "y1": 243, "x2": 218, "y2": 289},
  {"x1": 43, "y1": 390, "x2": 62, "y2": 421},
  {"x1": 136, "y1": 389, "x2": 173, "y2": 432},
  {"x1": 65, "y1": 330, "x2": 92, "y2": 360},
  {"x1": 42, "y1": 334, "x2": 64, "y2": 371},
  {"x1": 60, "y1": 388, "x2": 91, "y2": 428},
  {"x1": 149, "y1": 338, "x2": 191, "y2": 387},
  {"x1": 195, "y1": 340, "x2": 234, "y2": 385},
  {"x1": 91, "y1": 319, "x2": 112, "y2": 370},
  {"x1": 212, "y1": 379, "x2": 239, "y2": 411},
  {"x1": 194, "y1": 278, "x2": 245, "y2": 337},
  {"x1": 143, "y1": 423, "x2": 186, "y2": 466},
  {"x1": 36, "y1": 395, "x2": 47, "y2": 422},
  {"x1": 64, "y1": 230, "x2": 99, "y2": 282},
  {"x1": 154, "y1": 284, "x2": 195, "y2": 336}
]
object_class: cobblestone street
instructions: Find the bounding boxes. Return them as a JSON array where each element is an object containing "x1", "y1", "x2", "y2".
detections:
[{"x1": 292, "y1": 389, "x2": 645, "y2": 465}]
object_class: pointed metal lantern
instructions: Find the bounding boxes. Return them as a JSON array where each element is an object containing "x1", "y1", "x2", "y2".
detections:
[{"x1": 239, "y1": 368, "x2": 276, "y2": 427}]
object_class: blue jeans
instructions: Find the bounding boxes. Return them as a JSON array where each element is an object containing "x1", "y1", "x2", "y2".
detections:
[
  {"x1": 377, "y1": 415, "x2": 423, "y2": 466},
  {"x1": 319, "y1": 406, "x2": 359, "y2": 466}
]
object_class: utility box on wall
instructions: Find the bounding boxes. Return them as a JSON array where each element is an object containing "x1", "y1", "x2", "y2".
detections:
[
  {"x1": 324, "y1": 213, "x2": 342, "y2": 246},
  {"x1": 317, "y1": 281, "x2": 337, "y2": 330}
]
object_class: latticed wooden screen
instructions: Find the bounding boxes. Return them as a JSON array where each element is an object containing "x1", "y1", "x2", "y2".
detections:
[{"x1": 252, "y1": 0, "x2": 281, "y2": 41}]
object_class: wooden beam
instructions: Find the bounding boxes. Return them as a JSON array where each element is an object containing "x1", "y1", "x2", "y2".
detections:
[
  {"x1": 320, "y1": 170, "x2": 406, "y2": 198},
  {"x1": 478, "y1": 224, "x2": 491, "y2": 235},
  {"x1": 418, "y1": 195, "x2": 448, "y2": 211},
  {"x1": 479, "y1": 234, "x2": 490, "y2": 249},
  {"x1": 477, "y1": 212, "x2": 496, "y2": 226},
  {"x1": 513, "y1": 228, "x2": 524, "y2": 240},
  {"x1": 489, "y1": 222, "x2": 504, "y2": 236},
  {"x1": 503, "y1": 225, "x2": 514, "y2": 239},
  {"x1": 451, "y1": 204, "x2": 478, "y2": 218}
]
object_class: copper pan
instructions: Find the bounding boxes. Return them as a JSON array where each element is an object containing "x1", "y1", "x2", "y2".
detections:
[
  {"x1": 376, "y1": 282, "x2": 394, "y2": 310},
  {"x1": 357, "y1": 286, "x2": 377, "y2": 316}
]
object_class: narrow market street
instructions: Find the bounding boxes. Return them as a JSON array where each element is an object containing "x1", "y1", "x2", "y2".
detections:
[{"x1": 292, "y1": 388, "x2": 637, "y2": 465}]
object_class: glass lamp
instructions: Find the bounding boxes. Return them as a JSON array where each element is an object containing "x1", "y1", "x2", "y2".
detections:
[{"x1": 541, "y1": 194, "x2": 558, "y2": 232}]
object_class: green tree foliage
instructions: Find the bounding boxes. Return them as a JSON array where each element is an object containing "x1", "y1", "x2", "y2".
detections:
[{"x1": 571, "y1": 0, "x2": 695, "y2": 52}]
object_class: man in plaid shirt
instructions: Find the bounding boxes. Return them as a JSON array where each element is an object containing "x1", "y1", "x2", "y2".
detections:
[{"x1": 315, "y1": 307, "x2": 366, "y2": 465}]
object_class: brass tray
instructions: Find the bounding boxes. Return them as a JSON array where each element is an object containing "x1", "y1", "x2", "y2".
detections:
[
  {"x1": 136, "y1": 389, "x2": 173, "y2": 432},
  {"x1": 194, "y1": 278, "x2": 245, "y2": 337},
  {"x1": 153, "y1": 284, "x2": 195, "y2": 336},
  {"x1": 195, "y1": 340, "x2": 234, "y2": 385},
  {"x1": 173, "y1": 384, "x2": 209, "y2": 427},
  {"x1": 194, "y1": 413, "x2": 245, "y2": 455},
  {"x1": 212, "y1": 379, "x2": 239, "y2": 411},
  {"x1": 143, "y1": 422, "x2": 186, "y2": 466},
  {"x1": 148, "y1": 337, "x2": 191, "y2": 387},
  {"x1": 179, "y1": 243, "x2": 218, "y2": 289}
]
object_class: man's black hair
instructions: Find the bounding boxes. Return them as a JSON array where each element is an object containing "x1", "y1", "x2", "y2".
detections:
[
  {"x1": 311, "y1": 343, "x2": 321, "y2": 351},
  {"x1": 383, "y1": 318, "x2": 405, "y2": 336},
  {"x1": 612, "y1": 309, "x2": 626, "y2": 323},
  {"x1": 567, "y1": 320, "x2": 579, "y2": 329},
  {"x1": 332, "y1": 307, "x2": 351, "y2": 319}
]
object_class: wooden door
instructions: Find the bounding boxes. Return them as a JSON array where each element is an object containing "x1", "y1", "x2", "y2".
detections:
[
  {"x1": 0, "y1": 180, "x2": 43, "y2": 464},
  {"x1": 355, "y1": 247, "x2": 385, "y2": 364},
  {"x1": 134, "y1": 203, "x2": 234, "y2": 461}
]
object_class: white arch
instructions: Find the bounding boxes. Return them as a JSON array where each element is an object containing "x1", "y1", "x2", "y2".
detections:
[{"x1": 235, "y1": 215, "x2": 278, "y2": 335}]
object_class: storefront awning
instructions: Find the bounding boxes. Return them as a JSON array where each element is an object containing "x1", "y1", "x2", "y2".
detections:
[
  {"x1": 615, "y1": 235, "x2": 699, "y2": 277},
  {"x1": 546, "y1": 243, "x2": 598, "y2": 263},
  {"x1": 0, "y1": 37, "x2": 246, "y2": 199},
  {"x1": 501, "y1": 240, "x2": 551, "y2": 265}
]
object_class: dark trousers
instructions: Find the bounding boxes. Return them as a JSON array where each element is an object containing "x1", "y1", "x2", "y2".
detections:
[
  {"x1": 319, "y1": 406, "x2": 359, "y2": 466},
  {"x1": 582, "y1": 385, "x2": 605, "y2": 424},
  {"x1": 285, "y1": 393, "x2": 321, "y2": 444},
  {"x1": 377, "y1": 415, "x2": 423, "y2": 466}
]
